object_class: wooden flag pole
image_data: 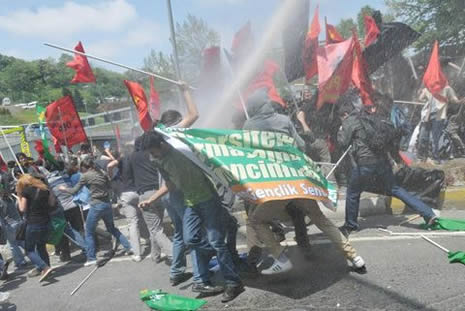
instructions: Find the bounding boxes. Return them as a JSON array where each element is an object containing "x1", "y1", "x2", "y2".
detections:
[
  {"x1": 421, "y1": 235, "x2": 450, "y2": 253},
  {"x1": 43, "y1": 43, "x2": 194, "y2": 89},
  {"x1": 57, "y1": 107, "x2": 70, "y2": 162}
]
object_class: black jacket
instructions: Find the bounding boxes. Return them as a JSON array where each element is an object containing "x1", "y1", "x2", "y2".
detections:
[{"x1": 337, "y1": 113, "x2": 380, "y2": 165}]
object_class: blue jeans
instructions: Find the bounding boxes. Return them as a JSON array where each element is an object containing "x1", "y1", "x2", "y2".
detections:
[
  {"x1": 183, "y1": 199, "x2": 241, "y2": 286},
  {"x1": 419, "y1": 120, "x2": 446, "y2": 160},
  {"x1": 0, "y1": 221, "x2": 26, "y2": 266},
  {"x1": 164, "y1": 190, "x2": 200, "y2": 282},
  {"x1": 25, "y1": 223, "x2": 50, "y2": 270},
  {"x1": 85, "y1": 202, "x2": 131, "y2": 261},
  {"x1": 345, "y1": 160, "x2": 436, "y2": 230}
]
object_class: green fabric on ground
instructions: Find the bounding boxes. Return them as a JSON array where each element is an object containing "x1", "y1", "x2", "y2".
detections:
[
  {"x1": 448, "y1": 251, "x2": 465, "y2": 265},
  {"x1": 140, "y1": 289, "x2": 207, "y2": 311},
  {"x1": 421, "y1": 218, "x2": 465, "y2": 231}
]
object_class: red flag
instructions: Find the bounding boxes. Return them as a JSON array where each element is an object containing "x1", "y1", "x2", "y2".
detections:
[
  {"x1": 303, "y1": 6, "x2": 321, "y2": 81},
  {"x1": 245, "y1": 60, "x2": 286, "y2": 108},
  {"x1": 149, "y1": 77, "x2": 160, "y2": 121},
  {"x1": 34, "y1": 140, "x2": 45, "y2": 159},
  {"x1": 199, "y1": 46, "x2": 222, "y2": 89},
  {"x1": 423, "y1": 41, "x2": 448, "y2": 101},
  {"x1": 124, "y1": 80, "x2": 153, "y2": 132},
  {"x1": 46, "y1": 95, "x2": 88, "y2": 148},
  {"x1": 352, "y1": 30, "x2": 374, "y2": 107},
  {"x1": 66, "y1": 41, "x2": 96, "y2": 83},
  {"x1": 317, "y1": 37, "x2": 355, "y2": 110},
  {"x1": 325, "y1": 19, "x2": 344, "y2": 44},
  {"x1": 0, "y1": 154, "x2": 7, "y2": 172},
  {"x1": 52, "y1": 136, "x2": 62, "y2": 154},
  {"x1": 364, "y1": 15, "x2": 380, "y2": 47},
  {"x1": 231, "y1": 21, "x2": 253, "y2": 58}
]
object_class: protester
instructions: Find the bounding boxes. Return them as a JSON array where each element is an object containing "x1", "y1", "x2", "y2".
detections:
[
  {"x1": 0, "y1": 180, "x2": 27, "y2": 269},
  {"x1": 107, "y1": 143, "x2": 146, "y2": 262},
  {"x1": 47, "y1": 162, "x2": 87, "y2": 262},
  {"x1": 337, "y1": 104, "x2": 438, "y2": 236},
  {"x1": 139, "y1": 81, "x2": 202, "y2": 282},
  {"x1": 59, "y1": 158, "x2": 132, "y2": 266},
  {"x1": 143, "y1": 131, "x2": 244, "y2": 303},
  {"x1": 418, "y1": 86, "x2": 464, "y2": 163},
  {"x1": 16, "y1": 174, "x2": 54, "y2": 282},
  {"x1": 242, "y1": 88, "x2": 312, "y2": 262}
]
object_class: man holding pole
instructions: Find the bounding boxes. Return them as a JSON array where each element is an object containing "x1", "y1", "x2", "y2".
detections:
[{"x1": 337, "y1": 104, "x2": 438, "y2": 237}]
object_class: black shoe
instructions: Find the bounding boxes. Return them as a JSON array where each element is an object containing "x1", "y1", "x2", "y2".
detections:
[
  {"x1": 247, "y1": 246, "x2": 262, "y2": 266},
  {"x1": 0, "y1": 258, "x2": 12, "y2": 280},
  {"x1": 59, "y1": 253, "x2": 72, "y2": 262},
  {"x1": 192, "y1": 283, "x2": 224, "y2": 295},
  {"x1": 339, "y1": 226, "x2": 354, "y2": 239},
  {"x1": 221, "y1": 284, "x2": 245, "y2": 303},
  {"x1": 170, "y1": 272, "x2": 193, "y2": 286}
]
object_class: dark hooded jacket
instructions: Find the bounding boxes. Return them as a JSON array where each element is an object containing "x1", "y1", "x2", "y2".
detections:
[{"x1": 242, "y1": 89, "x2": 305, "y2": 150}]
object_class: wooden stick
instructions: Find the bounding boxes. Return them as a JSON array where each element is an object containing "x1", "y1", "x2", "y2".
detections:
[
  {"x1": 421, "y1": 235, "x2": 450, "y2": 253},
  {"x1": 70, "y1": 265, "x2": 98, "y2": 296},
  {"x1": 399, "y1": 215, "x2": 422, "y2": 225},
  {"x1": 377, "y1": 228, "x2": 465, "y2": 237}
]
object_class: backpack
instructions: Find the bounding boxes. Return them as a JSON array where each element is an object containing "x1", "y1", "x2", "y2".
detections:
[{"x1": 359, "y1": 113, "x2": 398, "y2": 155}]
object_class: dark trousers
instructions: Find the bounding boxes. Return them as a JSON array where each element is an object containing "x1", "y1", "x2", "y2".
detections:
[
  {"x1": 419, "y1": 119, "x2": 446, "y2": 160},
  {"x1": 56, "y1": 208, "x2": 85, "y2": 257},
  {"x1": 344, "y1": 160, "x2": 436, "y2": 230}
]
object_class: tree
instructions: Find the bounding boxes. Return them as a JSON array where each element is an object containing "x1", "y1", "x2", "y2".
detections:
[
  {"x1": 336, "y1": 18, "x2": 358, "y2": 38},
  {"x1": 175, "y1": 14, "x2": 220, "y2": 83},
  {"x1": 386, "y1": 0, "x2": 465, "y2": 51},
  {"x1": 357, "y1": 5, "x2": 376, "y2": 38}
]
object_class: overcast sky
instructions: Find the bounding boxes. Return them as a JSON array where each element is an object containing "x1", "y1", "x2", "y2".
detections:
[{"x1": 0, "y1": 0, "x2": 387, "y2": 72}]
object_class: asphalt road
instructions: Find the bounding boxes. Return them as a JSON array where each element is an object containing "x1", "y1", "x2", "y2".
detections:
[{"x1": 2, "y1": 210, "x2": 465, "y2": 311}]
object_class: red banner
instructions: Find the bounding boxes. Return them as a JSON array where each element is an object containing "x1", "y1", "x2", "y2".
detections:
[
  {"x1": 149, "y1": 77, "x2": 161, "y2": 121},
  {"x1": 423, "y1": 41, "x2": 448, "y2": 101},
  {"x1": 326, "y1": 21, "x2": 344, "y2": 44},
  {"x1": 317, "y1": 37, "x2": 355, "y2": 109},
  {"x1": 46, "y1": 95, "x2": 88, "y2": 148},
  {"x1": 245, "y1": 60, "x2": 286, "y2": 108},
  {"x1": 364, "y1": 15, "x2": 380, "y2": 47},
  {"x1": 352, "y1": 30, "x2": 374, "y2": 107},
  {"x1": 303, "y1": 6, "x2": 321, "y2": 81}
]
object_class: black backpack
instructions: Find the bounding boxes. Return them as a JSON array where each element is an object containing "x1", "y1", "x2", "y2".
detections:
[{"x1": 359, "y1": 113, "x2": 398, "y2": 155}]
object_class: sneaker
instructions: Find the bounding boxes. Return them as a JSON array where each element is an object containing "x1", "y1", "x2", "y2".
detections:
[
  {"x1": 151, "y1": 253, "x2": 167, "y2": 264},
  {"x1": 427, "y1": 216, "x2": 439, "y2": 227},
  {"x1": 170, "y1": 272, "x2": 193, "y2": 286},
  {"x1": 84, "y1": 260, "x2": 97, "y2": 267},
  {"x1": 247, "y1": 246, "x2": 262, "y2": 266},
  {"x1": 27, "y1": 268, "x2": 41, "y2": 278},
  {"x1": 0, "y1": 291, "x2": 10, "y2": 304},
  {"x1": 261, "y1": 255, "x2": 293, "y2": 275},
  {"x1": 124, "y1": 250, "x2": 134, "y2": 256},
  {"x1": 192, "y1": 283, "x2": 224, "y2": 295},
  {"x1": 131, "y1": 255, "x2": 142, "y2": 262},
  {"x1": 59, "y1": 253, "x2": 72, "y2": 262},
  {"x1": 39, "y1": 267, "x2": 54, "y2": 282},
  {"x1": 221, "y1": 284, "x2": 245, "y2": 303},
  {"x1": 351, "y1": 256, "x2": 367, "y2": 274}
]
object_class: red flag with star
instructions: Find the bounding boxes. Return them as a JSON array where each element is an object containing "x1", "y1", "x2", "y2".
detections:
[
  {"x1": 124, "y1": 80, "x2": 153, "y2": 132},
  {"x1": 317, "y1": 37, "x2": 355, "y2": 109},
  {"x1": 303, "y1": 6, "x2": 321, "y2": 81},
  {"x1": 325, "y1": 18, "x2": 344, "y2": 44},
  {"x1": 66, "y1": 41, "x2": 96, "y2": 83}
]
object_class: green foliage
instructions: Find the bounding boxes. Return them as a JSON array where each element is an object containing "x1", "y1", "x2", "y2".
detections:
[
  {"x1": 386, "y1": 0, "x2": 465, "y2": 51},
  {"x1": 336, "y1": 18, "x2": 358, "y2": 39},
  {"x1": 357, "y1": 5, "x2": 376, "y2": 38},
  {"x1": 0, "y1": 53, "x2": 125, "y2": 116}
]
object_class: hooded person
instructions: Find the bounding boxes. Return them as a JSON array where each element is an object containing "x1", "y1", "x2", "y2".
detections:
[
  {"x1": 243, "y1": 88, "x2": 305, "y2": 150},
  {"x1": 241, "y1": 88, "x2": 314, "y2": 272}
]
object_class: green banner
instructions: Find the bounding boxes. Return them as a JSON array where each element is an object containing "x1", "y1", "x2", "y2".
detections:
[{"x1": 159, "y1": 128, "x2": 337, "y2": 207}]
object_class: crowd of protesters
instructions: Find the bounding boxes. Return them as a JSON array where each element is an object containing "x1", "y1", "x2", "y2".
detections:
[{"x1": 0, "y1": 74, "x2": 461, "y2": 304}]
